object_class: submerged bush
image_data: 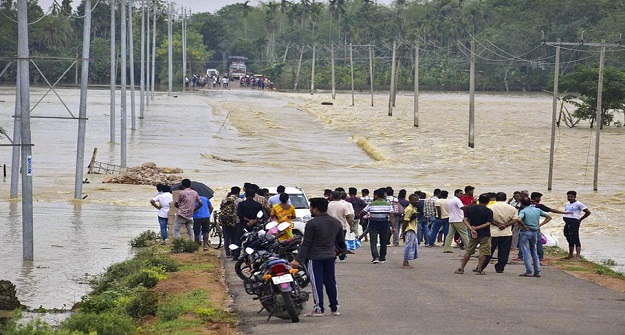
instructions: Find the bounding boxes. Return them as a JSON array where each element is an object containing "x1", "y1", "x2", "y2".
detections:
[
  {"x1": 170, "y1": 238, "x2": 199, "y2": 253},
  {"x1": 61, "y1": 312, "x2": 135, "y2": 335}
]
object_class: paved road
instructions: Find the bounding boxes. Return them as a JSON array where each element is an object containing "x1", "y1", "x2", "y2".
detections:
[{"x1": 224, "y1": 243, "x2": 625, "y2": 335}]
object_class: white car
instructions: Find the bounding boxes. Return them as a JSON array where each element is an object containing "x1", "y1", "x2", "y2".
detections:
[{"x1": 265, "y1": 186, "x2": 311, "y2": 236}]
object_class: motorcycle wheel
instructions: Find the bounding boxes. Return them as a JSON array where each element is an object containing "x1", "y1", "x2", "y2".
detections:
[
  {"x1": 281, "y1": 291, "x2": 299, "y2": 323},
  {"x1": 234, "y1": 257, "x2": 253, "y2": 281}
]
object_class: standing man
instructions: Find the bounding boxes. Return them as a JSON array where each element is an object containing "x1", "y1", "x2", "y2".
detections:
[
  {"x1": 361, "y1": 188, "x2": 396, "y2": 263},
  {"x1": 415, "y1": 192, "x2": 429, "y2": 246},
  {"x1": 563, "y1": 191, "x2": 591, "y2": 260},
  {"x1": 386, "y1": 187, "x2": 403, "y2": 246},
  {"x1": 220, "y1": 186, "x2": 241, "y2": 258},
  {"x1": 174, "y1": 179, "x2": 202, "y2": 241},
  {"x1": 234, "y1": 188, "x2": 264, "y2": 260},
  {"x1": 423, "y1": 189, "x2": 441, "y2": 247},
  {"x1": 428, "y1": 190, "x2": 450, "y2": 247},
  {"x1": 443, "y1": 189, "x2": 470, "y2": 253},
  {"x1": 268, "y1": 185, "x2": 289, "y2": 208},
  {"x1": 291, "y1": 198, "x2": 346, "y2": 317},
  {"x1": 401, "y1": 194, "x2": 419, "y2": 269},
  {"x1": 517, "y1": 197, "x2": 552, "y2": 277},
  {"x1": 360, "y1": 188, "x2": 372, "y2": 241},
  {"x1": 327, "y1": 190, "x2": 354, "y2": 261},
  {"x1": 454, "y1": 194, "x2": 493, "y2": 275},
  {"x1": 529, "y1": 192, "x2": 571, "y2": 260},
  {"x1": 193, "y1": 195, "x2": 214, "y2": 251},
  {"x1": 150, "y1": 185, "x2": 173, "y2": 244},
  {"x1": 479, "y1": 192, "x2": 518, "y2": 273},
  {"x1": 346, "y1": 187, "x2": 367, "y2": 238}
]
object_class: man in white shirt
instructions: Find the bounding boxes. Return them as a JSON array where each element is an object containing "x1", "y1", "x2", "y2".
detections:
[
  {"x1": 443, "y1": 189, "x2": 469, "y2": 253},
  {"x1": 327, "y1": 190, "x2": 354, "y2": 261},
  {"x1": 563, "y1": 190, "x2": 591, "y2": 260}
]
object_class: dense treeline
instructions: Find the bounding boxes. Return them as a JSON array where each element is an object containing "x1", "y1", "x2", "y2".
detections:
[{"x1": 0, "y1": 0, "x2": 624, "y2": 93}]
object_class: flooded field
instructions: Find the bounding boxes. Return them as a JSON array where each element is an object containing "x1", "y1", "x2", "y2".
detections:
[{"x1": 0, "y1": 86, "x2": 623, "y2": 309}]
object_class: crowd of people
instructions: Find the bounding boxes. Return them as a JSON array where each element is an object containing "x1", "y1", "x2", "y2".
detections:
[
  {"x1": 239, "y1": 75, "x2": 274, "y2": 90},
  {"x1": 151, "y1": 181, "x2": 591, "y2": 317}
]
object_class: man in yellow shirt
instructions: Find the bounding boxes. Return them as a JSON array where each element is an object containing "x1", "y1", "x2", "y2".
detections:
[{"x1": 401, "y1": 194, "x2": 419, "y2": 269}]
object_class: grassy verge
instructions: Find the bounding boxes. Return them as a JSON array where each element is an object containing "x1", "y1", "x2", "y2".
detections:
[
  {"x1": 543, "y1": 246, "x2": 625, "y2": 291},
  {"x1": 1, "y1": 232, "x2": 237, "y2": 335}
]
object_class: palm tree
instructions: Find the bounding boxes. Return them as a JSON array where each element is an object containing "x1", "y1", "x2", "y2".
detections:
[
  {"x1": 279, "y1": 0, "x2": 290, "y2": 35},
  {"x1": 265, "y1": 1, "x2": 279, "y2": 61},
  {"x1": 241, "y1": 0, "x2": 251, "y2": 39}
]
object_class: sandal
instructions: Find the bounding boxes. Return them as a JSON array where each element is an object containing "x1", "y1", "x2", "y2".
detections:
[
  {"x1": 518, "y1": 273, "x2": 533, "y2": 277},
  {"x1": 475, "y1": 270, "x2": 486, "y2": 275},
  {"x1": 454, "y1": 268, "x2": 464, "y2": 274}
]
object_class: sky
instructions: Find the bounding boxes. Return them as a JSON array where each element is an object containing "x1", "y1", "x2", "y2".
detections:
[{"x1": 37, "y1": 0, "x2": 394, "y2": 15}]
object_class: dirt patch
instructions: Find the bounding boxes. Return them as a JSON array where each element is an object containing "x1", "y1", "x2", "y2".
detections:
[
  {"x1": 543, "y1": 257, "x2": 625, "y2": 293},
  {"x1": 140, "y1": 249, "x2": 240, "y2": 335}
]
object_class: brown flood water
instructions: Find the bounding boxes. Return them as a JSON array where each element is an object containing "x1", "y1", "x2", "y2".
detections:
[{"x1": 0, "y1": 86, "x2": 623, "y2": 310}]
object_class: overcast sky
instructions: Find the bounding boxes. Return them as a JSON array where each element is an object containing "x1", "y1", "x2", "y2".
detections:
[{"x1": 37, "y1": 0, "x2": 394, "y2": 14}]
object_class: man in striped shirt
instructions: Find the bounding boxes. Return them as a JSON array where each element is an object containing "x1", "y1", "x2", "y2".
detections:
[{"x1": 361, "y1": 188, "x2": 396, "y2": 264}]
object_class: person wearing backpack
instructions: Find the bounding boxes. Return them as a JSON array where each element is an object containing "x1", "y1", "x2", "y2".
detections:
[{"x1": 220, "y1": 186, "x2": 241, "y2": 258}]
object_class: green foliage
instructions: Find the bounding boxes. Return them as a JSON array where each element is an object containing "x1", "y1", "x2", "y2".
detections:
[
  {"x1": 170, "y1": 238, "x2": 199, "y2": 253},
  {"x1": 194, "y1": 307, "x2": 236, "y2": 324},
  {"x1": 125, "y1": 268, "x2": 167, "y2": 289},
  {"x1": 156, "y1": 290, "x2": 208, "y2": 322},
  {"x1": 146, "y1": 257, "x2": 179, "y2": 273},
  {"x1": 559, "y1": 65, "x2": 625, "y2": 128},
  {"x1": 126, "y1": 290, "x2": 159, "y2": 319},
  {"x1": 1, "y1": 318, "x2": 80, "y2": 335},
  {"x1": 601, "y1": 259, "x2": 618, "y2": 266},
  {"x1": 60, "y1": 312, "x2": 136, "y2": 335},
  {"x1": 130, "y1": 230, "x2": 160, "y2": 248}
]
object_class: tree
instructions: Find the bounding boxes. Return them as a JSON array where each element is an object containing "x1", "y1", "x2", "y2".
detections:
[{"x1": 559, "y1": 65, "x2": 625, "y2": 128}]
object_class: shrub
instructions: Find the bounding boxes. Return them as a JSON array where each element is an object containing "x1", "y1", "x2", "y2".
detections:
[
  {"x1": 130, "y1": 230, "x2": 160, "y2": 248},
  {"x1": 170, "y1": 238, "x2": 199, "y2": 253},
  {"x1": 126, "y1": 268, "x2": 166, "y2": 289},
  {"x1": 1, "y1": 318, "x2": 81, "y2": 335},
  {"x1": 126, "y1": 290, "x2": 159, "y2": 318},
  {"x1": 90, "y1": 258, "x2": 144, "y2": 294},
  {"x1": 61, "y1": 312, "x2": 136, "y2": 335},
  {"x1": 194, "y1": 307, "x2": 235, "y2": 324},
  {"x1": 146, "y1": 257, "x2": 179, "y2": 272}
]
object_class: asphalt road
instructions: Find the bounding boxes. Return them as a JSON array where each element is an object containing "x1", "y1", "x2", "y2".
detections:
[{"x1": 224, "y1": 243, "x2": 625, "y2": 335}]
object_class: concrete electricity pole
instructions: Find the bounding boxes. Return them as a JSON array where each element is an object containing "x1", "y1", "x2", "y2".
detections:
[
  {"x1": 167, "y1": 3, "x2": 173, "y2": 94},
  {"x1": 74, "y1": 0, "x2": 93, "y2": 200},
  {"x1": 17, "y1": 0, "x2": 34, "y2": 261},
  {"x1": 110, "y1": 0, "x2": 116, "y2": 143},
  {"x1": 140, "y1": 0, "x2": 145, "y2": 118},
  {"x1": 468, "y1": 39, "x2": 475, "y2": 148},
  {"x1": 129, "y1": 0, "x2": 136, "y2": 130},
  {"x1": 120, "y1": 0, "x2": 128, "y2": 167}
]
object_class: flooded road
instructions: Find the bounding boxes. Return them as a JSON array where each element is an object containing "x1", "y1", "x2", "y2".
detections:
[{"x1": 0, "y1": 86, "x2": 624, "y2": 309}]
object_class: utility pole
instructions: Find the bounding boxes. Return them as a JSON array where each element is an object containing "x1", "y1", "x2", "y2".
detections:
[
  {"x1": 139, "y1": 0, "x2": 145, "y2": 118},
  {"x1": 145, "y1": 0, "x2": 150, "y2": 107},
  {"x1": 128, "y1": 0, "x2": 136, "y2": 130},
  {"x1": 74, "y1": 0, "x2": 92, "y2": 200},
  {"x1": 547, "y1": 39, "x2": 561, "y2": 191},
  {"x1": 310, "y1": 45, "x2": 316, "y2": 95},
  {"x1": 594, "y1": 42, "x2": 606, "y2": 191},
  {"x1": 349, "y1": 43, "x2": 354, "y2": 106},
  {"x1": 369, "y1": 45, "x2": 374, "y2": 107},
  {"x1": 413, "y1": 41, "x2": 419, "y2": 127},
  {"x1": 17, "y1": 0, "x2": 34, "y2": 261},
  {"x1": 294, "y1": 45, "x2": 304, "y2": 91},
  {"x1": 468, "y1": 39, "x2": 475, "y2": 148},
  {"x1": 10, "y1": 74, "x2": 20, "y2": 198},
  {"x1": 542, "y1": 38, "x2": 622, "y2": 190},
  {"x1": 120, "y1": 0, "x2": 127, "y2": 167},
  {"x1": 330, "y1": 44, "x2": 336, "y2": 99},
  {"x1": 110, "y1": 0, "x2": 116, "y2": 143},
  {"x1": 151, "y1": 4, "x2": 156, "y2": 101},
  {"x1": 182, "y1": 7, "x2": 187, "y2": 93},
  {"x1": 388, "y1": 40, "x2": 396, "y2": 116},
  {"x1": 167, "y1": 3, "x2": 173, "y2": 94}
]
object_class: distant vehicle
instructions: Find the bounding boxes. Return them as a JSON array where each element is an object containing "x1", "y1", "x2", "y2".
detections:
[
  {"x1": 206, "y1": 68, "x2": 219, "y2": 77},
  {"x1": 228, "y1": 56, "x2": 248, "y2": 79}
]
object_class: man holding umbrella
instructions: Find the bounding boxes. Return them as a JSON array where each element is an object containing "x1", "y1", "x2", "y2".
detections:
[{"x1": 174, "y1": 179, "x2": 202, "y2": 241}]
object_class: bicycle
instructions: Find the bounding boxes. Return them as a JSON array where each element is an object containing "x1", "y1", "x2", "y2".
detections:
[{"x1": 206, "y1": 210, "x2": 224, "y2": 249}]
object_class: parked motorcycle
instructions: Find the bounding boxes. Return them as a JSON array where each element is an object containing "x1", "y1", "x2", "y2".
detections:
[{"x1": 230, "y1": 220, "x2": 309, "y2": 323}]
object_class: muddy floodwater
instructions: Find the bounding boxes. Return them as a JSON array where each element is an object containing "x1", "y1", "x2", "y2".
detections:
[{"x1": 0, "y1": 86, "x2": 624, "y2": 309}]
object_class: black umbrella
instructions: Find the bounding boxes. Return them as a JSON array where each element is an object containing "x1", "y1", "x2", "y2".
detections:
[{"x1": 170, "y1": 180, "x2": 214, "y2": 199}]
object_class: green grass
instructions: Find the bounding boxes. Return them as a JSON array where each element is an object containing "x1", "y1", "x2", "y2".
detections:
[{"x1": 178, "y1": 262, "x2": 216, "y2": 272}]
